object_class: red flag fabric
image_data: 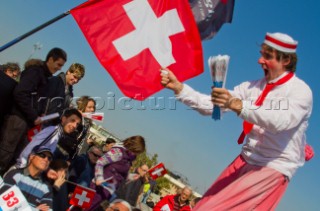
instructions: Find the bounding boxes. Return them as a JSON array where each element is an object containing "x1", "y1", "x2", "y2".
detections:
[
  {"x1": 27, "y1": 125, "x2": 41, "y2": 141},
  {"x1": 148, "y1": 162, "x2": 167, "y2": 180},
  {"x1": 189, "y1": 0, "x2": 235, "y2": 40},
  {"x1": 70, "y1": 0, "x2": 203, "y2": 100},
  {"x1": 82, "y1": 112, "x2": 104, "y2": 122},
  {"x1": 305, "y1": 144, "x2": 314, "y2": 161},
  {"x1": 69, "y1": 185, "x2": 96, "y2": 209}
]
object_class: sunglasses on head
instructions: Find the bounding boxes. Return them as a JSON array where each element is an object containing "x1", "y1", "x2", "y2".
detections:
[{"x1": 36, "y1": 153, "x2": 53, "y2": 161}]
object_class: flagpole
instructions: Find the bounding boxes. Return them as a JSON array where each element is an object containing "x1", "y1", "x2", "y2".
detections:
[
  {"x1": 65, "y1": 180, "x2": 96, "y2": 192},
  {"x1": 67, "y1": 205, "x2": 75, "y2": 211},
  {"x1": 0, "y1": 11, "x2": 70, "y2": 53}
]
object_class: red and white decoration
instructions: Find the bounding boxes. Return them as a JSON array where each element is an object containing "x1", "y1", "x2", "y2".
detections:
[
  {"x1": 82, "y1": 112, "x2": 104, "y2": 122},
  {"x1": 27, "y1": 125, "x2": 41, "y2": 141},
  {"x1": 69, "y1": 185, "x2": 96, "y2": 209},
  {"x1": 264, "y1": 32, "x2": 298, "y2": 53},
  {"x1": 71, "y1": 0, "x2": 203, "y2": 100},
  {"x1": 148, "y1": 162, "x2": 167, "y2": 180},
  {"x1": 0, "y1": 185, "x2": 32, "y2": 211}
]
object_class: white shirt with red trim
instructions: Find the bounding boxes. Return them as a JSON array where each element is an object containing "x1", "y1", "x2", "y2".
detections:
[{"x1": 176, "y1": 74, "x2": 312, "y2": 179}]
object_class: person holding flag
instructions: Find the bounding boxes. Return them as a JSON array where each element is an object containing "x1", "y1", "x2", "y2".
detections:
[
  {"x1": 88, "y1": 135, "x2": 146, "y2": 211},
  {"x1": 76, "y1": 96, "x2": 97, "y2": 155},
  {"x1": 0, "y1": 48, "x2": 67, "y2": 175},
  {"x1": 160, "y1": 32, "x2": 313, "y2": 210}
]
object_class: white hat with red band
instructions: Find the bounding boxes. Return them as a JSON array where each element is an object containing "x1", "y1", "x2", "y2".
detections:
[{"x1": 264, "y1": 32, "x2": 298, "y2": 53}]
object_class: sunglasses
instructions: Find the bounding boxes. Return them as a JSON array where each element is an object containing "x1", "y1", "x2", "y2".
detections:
[{"x1": 36, "y1": 153, "x2": 53, "y2": 161}]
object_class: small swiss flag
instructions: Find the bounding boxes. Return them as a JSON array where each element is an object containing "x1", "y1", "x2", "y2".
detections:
[
  {"x1": 69, "y1": 185, "x2": 96, "y2": 209},
  {"x1": 82, "y1": 112, "x2": 104, "y2": 122},
  {"x1": 148, "y1": 162, "x2": 167, "y2": 180},
  {"x1": 27, "y1": 125, "x2": 41, "y2": 141}
]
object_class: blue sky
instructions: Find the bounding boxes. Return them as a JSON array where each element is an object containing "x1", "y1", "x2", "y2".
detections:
[{"x1": 1, "y1": 1, "x2": 319, "y2": 210}]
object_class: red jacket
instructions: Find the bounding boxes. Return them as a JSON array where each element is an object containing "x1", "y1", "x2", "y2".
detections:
[{"x1": 153, "y1": 194, "x2": 191, "y2": 211}]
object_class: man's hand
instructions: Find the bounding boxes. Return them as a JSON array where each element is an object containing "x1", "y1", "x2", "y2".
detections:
[
  {"x1": 54, "y1": 171, "x2": 66, "y2": 188},
  {"x1": 160, "y1": 67, "x2": 184, "y2": 95},
  {"x1": 36, "y1": 203, "x2": 50, "y2": 211},
  {"x1": 96, "y1": 179, "x2": 103, "y2": 186},
  {"x1": 211, "y1": 87, "x2": 243, "y2": 115},
  {"x1": 34, "y1": 116, "x2": 42, "y2": 125}
]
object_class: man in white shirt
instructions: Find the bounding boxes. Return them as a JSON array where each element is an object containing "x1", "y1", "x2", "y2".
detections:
[{"x1": 160, "y1": 32, "x2": 313, "y2": 210}]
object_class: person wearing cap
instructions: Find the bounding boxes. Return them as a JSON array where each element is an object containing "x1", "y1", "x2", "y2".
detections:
[
  {"x1": 0, "y1": 145, "x2": 53, "y2": 210},
  {"x1": 0, "y1": 48, "x2": 67, "y2": 175},
  {"x1": 160, "y1": 32, "x2": 313, "y2": 210}
]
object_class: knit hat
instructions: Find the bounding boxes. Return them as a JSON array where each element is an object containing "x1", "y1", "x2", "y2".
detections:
[{"x1": 264, "y1": 32, "x2": 298, "y2": 53}]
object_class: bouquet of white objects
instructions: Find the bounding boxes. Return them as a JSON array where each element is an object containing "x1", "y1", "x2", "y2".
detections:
[{"x1": 208, "y1": 55, "x2": 230, "y2": 120}]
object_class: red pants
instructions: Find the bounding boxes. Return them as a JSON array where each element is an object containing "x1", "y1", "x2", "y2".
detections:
[{"x1": 194, "y1": 155, "x2": 288, "y2": 211}]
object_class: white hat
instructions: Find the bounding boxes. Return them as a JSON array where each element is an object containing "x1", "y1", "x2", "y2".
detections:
[{"x1": 264, "y1": 32, "x2": 298, "y2": 53}]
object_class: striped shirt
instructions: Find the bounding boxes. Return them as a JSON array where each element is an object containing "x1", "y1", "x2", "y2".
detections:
[{"x1": 0, "y1": 168, "x2": 52, "y2": 210}]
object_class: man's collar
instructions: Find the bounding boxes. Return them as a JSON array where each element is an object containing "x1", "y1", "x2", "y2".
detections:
[
  {"x1": 24, "y1": 167, "x2": 42, "y2": 181},
  {"x1": 268, "y1": 71, "x2": 290, "y2": 83}
]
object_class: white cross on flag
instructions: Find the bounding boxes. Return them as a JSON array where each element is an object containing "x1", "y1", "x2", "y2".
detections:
[
  {"x1": 69, "y1": 185, "x2": 96, "y2": 209},
  {"x1": 148, "y1": 162, "x2": 167, "y2": 180},
  {"x1": 71, "y1": 0, "x2": 203, "y2": 100}
]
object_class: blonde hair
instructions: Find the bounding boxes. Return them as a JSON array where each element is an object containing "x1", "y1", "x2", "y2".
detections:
[
  {"x1": 67, "y1": 63, "x2": 85, "y2": 79},
  {"x1": 76, "y1": 96, "x2": 96, "y2": 112}
]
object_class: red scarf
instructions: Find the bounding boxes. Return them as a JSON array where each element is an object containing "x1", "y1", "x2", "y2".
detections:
[{"x1": 237, "y1": 72, "x2": 294, "y2": 144}]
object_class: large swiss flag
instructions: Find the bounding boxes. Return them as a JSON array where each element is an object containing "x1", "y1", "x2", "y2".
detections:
[{"x1": 71, "y1": 0, "x2": 203, "y2": 100}]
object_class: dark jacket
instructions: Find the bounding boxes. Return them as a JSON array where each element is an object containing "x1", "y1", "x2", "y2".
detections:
[
  {"x1": 115, "y1": 176, "x2": 145, "y2": 206},
  {"x1": 43, "y1": 72, "x2": 73, "y2": 117},
  {"x1": 90, "y1": 146, "x2": 136, "y2": 200},
  {"x1": 12, "y1": 59, "x2": 53, "y2": 126},
  {"x1": 68, "y1": 153, "x2": 95, "y2": 189},
  {"x1": 0, "y1": 71, "x2": 17, "y2": 127}
]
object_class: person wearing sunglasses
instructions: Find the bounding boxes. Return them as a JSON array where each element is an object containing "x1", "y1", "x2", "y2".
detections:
[
  {"x1": 0, "y1": 145, "x2": 53, "y2": 211},
  {"x1": 69, "y1": 145, "x2": 103, "y2": 190}
]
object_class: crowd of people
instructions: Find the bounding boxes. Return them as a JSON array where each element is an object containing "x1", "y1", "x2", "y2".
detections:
[{"x1": 0, "y1": 48, "x2": 159, "y2": 211}]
